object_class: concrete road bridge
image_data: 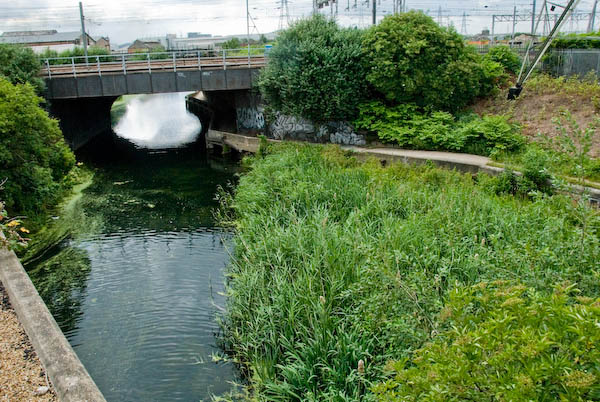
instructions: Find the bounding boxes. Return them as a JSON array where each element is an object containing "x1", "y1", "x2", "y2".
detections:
[{"x1": 41, "y1": 49, "x2": 267, "y2": 149}]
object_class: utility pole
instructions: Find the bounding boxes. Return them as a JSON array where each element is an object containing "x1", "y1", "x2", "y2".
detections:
[
  {"x1": 79, "y1": 2, "x2": 88, "y2": 63},
  {"x1": 461, "y1": 12, "x2": 468, "y2": 34},
  {"x1": 437, "y1": 6, "x2": 443, "y2": 25},
  {"x1": 246, "y1": 0, "x2": 250, "y2": 64},
  {"x1": 532, "y1": 0, "x2": 537, "y2": 34},
  {"x1": 372, "y1": 0, "x2": 376, "y2": 25},
  {"x1": 588, "y1": 0, "x2": 598, "y2": 32},
  {"x1": 512, "y1": 6, "x2": 517, "y2": 43}
]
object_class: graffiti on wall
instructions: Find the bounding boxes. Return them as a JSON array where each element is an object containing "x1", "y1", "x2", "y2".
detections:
[
  {"x1": 269, "y1": 113, "x2": 315, "y2": 140},
  {"x1": 269, "y1": 113, "x2": 366, "y2": 146},
  {"x1": 236, "y1": 107, "x2": 265, "y2": 131}
]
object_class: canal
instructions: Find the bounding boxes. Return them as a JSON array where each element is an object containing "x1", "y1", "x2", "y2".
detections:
[{"x1": 25, "y1": 93, "x2": 240, "y2": 401}]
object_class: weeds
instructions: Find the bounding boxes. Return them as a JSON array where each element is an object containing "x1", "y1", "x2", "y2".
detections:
[{"x1": 219, "y1": 144, "x2": 599, "y2": 400}]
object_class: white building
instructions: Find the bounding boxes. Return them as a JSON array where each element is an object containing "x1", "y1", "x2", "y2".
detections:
[{"x1": 0, "y1": 30, "x2": 97, "y2": 54}]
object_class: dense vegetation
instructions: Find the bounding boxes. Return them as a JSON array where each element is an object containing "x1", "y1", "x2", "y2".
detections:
[
  {"x1": 40, "y1": 46, "x2": 111, "y2": 64},
  {"x1": 375, "y1": 281, "x2": 600, "y2": 400},
  {"x1": 257, "y1": 14, "x2": 368, "y2": 122},
  {"x1": 362, "y1": 11, "x2": 501, "y2": 112},
  {"x1": 483, "y1": 44, "x2": 522, "y2": 74},
  {"x1": 259, "y1": 12, "x2": 518, "y2": 153},
  {"x1": 0, "y1": 77, "x2": 75, "y2": 219},
  {"x1": 0, "y1": 43, "x2": 45, "y2": 94},
  {"x1": 550, "y1": 32, "x2": 600, "y2": 49},
  {"x1": 219, "y1": 144, "x2": 599, "y2": 400},
  {"x1": 354, "y1": 102, "x2": 523, "y2": 156}
]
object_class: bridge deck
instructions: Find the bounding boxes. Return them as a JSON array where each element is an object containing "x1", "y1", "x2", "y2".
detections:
[
  {"x1": 42, "y1": 50, "x2": 266, "y2": 99},
  {"x1": 45, "y1": 56, "x2": 266, "y2": 78}
]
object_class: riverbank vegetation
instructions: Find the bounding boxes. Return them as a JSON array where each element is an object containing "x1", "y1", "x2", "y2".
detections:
[
  {"x1": 0, "y1": 46, "x2": 78, "y2": 235},
  {"x1": 0, "y1": 77, "x2": 75, "y2": 224},
  {"x1": 259, "y1": 13, "x2": 600, "y2": 188},
  {"x1": 257, "y1": 15, "x2": 368, "y2": 122},
  {"x1": 219, "y1": 144, "x2": 599, "y2": 400},
  {"x1": 0, "y1": 44, "x2": 45, "y2": 94}
]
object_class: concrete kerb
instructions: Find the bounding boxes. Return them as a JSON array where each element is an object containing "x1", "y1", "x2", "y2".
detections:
[{"x1": 0, "y1": 245, "x2": 106, "y2": 402}]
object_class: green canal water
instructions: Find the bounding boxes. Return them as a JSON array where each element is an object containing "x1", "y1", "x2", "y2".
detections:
[{"x1": 25, "y1": 95, "x2": 241, "y2": 401}]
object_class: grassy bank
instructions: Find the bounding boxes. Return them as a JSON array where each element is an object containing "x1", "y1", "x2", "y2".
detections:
[{"x1": 218, "y1": 144, "x2": 599, "y2": 400}]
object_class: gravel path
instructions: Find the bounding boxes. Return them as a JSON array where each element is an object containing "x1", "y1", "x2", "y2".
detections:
[{"x1": 0, "y1": 281, "x2": 57, "y2": 402}]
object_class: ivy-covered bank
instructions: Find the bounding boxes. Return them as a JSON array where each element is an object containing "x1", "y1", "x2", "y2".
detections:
[{"x1": 218, "y1": 144, "x2": 600, "y2": 401}]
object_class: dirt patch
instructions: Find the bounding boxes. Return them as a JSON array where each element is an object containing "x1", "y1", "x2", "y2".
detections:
[
  {"x1": 472, "y1": 76, "x2": 600, "y2": 158},
  {"x1": 0, "y1": 282, "x2": 57, "y2": 402}
]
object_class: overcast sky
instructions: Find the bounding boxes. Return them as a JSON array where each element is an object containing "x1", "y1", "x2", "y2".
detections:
[{"x1": 1, "y1": 0, "x2": 598, "y2": 45}]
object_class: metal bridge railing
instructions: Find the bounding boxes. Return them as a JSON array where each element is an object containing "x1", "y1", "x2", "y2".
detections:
[{"x1": 41, "y1": 48, "x2": 268, "y2": 79}]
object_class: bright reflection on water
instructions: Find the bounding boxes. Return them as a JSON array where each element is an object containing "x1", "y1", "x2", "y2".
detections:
[
  {"x1": 26, "y1": 136, "x2": 240, "y2": 401},
  {"x1": 113, "y1": 93, "x2": 202, "y2": 149}
]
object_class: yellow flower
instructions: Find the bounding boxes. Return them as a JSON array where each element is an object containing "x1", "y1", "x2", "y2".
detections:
[
  {"x1": 20, "y1": 227, "x2": 30, "y2": 234},
  {"x1": 6, "y1": 220, "x2": 20, "y2": 227}
]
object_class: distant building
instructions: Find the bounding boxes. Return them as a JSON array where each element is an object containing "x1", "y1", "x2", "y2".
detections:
[
  {"x1": 93, "y1": 36, "x2": 110, "y2": 51},
  {"x1": 166, "y1": 32, "x2": 277, "y2": 51},
  {"x1": 187, "y1": 32, "x2": 212, "y2": 39},
  {"x1": 0, "y1": 30, "x2": 97, "y2": 54},
  {"x1": 128, "y1": 39, "x2": 163, "y2": 53},
  {"x1": 509, "y1": 34, "x2": 538, "y2": 46}
]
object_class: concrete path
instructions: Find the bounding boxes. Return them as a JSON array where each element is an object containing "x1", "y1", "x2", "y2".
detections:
[{"x1": 342, "y1": 146, "x2": 502, "y2": 175}]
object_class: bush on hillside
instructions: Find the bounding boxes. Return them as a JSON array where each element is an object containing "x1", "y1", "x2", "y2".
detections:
[
  {"x1": 40, "y1": 46, "x2": 112, "y2": 64},
  {"x1": 0, "y1": 44, "x2": 44, "y2": 94},
  {"x1": 362, "y1": 11, "x2": 503, "y2": 112},
  {"x1": 374, "y1": 281, "x2": 600, "y2": 401},
  {"x1": 257, "y1": 14, "x2": 368, "y2": 122},
  {"x1": 484, "y1": 45, "x2": 521, "y2": 74},
  {"x1": 551, "y1": 32, "x2": 600, "y2": 49},
  {"x1": 354, "y1": 101, "x2": 524, "y2": 156},
  {"x1": 0, "y1": 77, "x2": 75, "y2": 215}
]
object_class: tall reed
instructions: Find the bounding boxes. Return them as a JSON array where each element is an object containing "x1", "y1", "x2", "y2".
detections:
[{"x1": 218, "y1": 144, "x2": 600, "y2": 400}]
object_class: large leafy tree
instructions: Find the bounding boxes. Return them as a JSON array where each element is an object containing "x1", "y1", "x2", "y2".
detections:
[
  {"x1": 0, "y1": 77, "x2": 75, "y2": 214},
  {"x1": 258, "y1": 15, "x2": 368, "y2": 122},
  {"x1": 362, "y1": 11, "x2": 500, "y2": 112},
  {"x1": 0, "y1": 44, "x2": 45, "y2": 94}
]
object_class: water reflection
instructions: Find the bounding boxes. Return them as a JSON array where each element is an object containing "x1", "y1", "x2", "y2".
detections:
[{"x1": 27, "y1": 140, "x2": 241, "y2": 401}]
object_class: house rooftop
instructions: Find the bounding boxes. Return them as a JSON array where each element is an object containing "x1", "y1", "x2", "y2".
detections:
[{"x1": 0, "y1": 31, "x2": 82, "y2": 44}]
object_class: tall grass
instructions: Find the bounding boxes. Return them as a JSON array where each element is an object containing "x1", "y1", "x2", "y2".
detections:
[{"x1": 218, "y1": 144, "x2": 600, "y2": 400}]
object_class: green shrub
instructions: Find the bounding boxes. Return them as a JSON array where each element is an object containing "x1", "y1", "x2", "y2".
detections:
[
  {"x1": 258, "y1": 15, "x2": 368, "y2": 122},
  {"x1": 219, "y1": 144, "x2": 600, "y2": 400},
  {"x1": 362, "y1": 11, "x2": 502, "y2": 113},
  {"x1": 222, "y1": 37, "x2": 241, "y2": 49},
  {"x1": 457, "y1": 114, "x2": 525, "y2": 156},
  {"x1": 374, "y1": 281, "x2": 600, "y2": 401},
  {"x1": 0, "y1": 44, "x2": 44, "y2": 94},
  {"x1": 354, "y1": 101, "x2": 524, "y2": 156},
  {"x1": 551, "y1": 32, "x2": 600, "y2": 49},
  {"x1": 0, "y1": 77, "x2": 75, "y2": 215},
  {"x1": 40, "y1": 46, "x2": 112, "y2": 64},
  {"x1": 518, "y1": 147, "x2": 554, "y2": 194},
  {"x1": 484, "y1": 45, "x2": 522, "y2": 74}
]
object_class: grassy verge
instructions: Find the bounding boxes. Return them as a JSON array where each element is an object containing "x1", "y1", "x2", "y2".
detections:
[
  {"x1": 218, "y1": 143, "x2": 599, "y2": 400},
  {"x1": 494, "y1": 144, "x2": 600, "y2": 185}
]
